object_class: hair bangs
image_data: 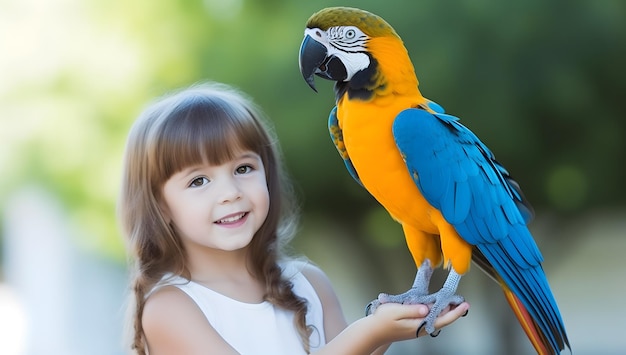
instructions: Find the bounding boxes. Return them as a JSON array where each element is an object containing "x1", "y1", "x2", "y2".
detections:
[{"x1": 151, "y1": 91, "x2": 270, "y2": 184}]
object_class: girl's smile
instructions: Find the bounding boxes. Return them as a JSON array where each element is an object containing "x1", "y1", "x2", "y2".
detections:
[{"x1": 215, "y1": 212, "x2": 249, "y2": 227}]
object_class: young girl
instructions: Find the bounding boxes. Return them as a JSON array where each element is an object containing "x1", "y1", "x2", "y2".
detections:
[{"x1": 118, "y1": 82, "x2": 469, "y2": 355}]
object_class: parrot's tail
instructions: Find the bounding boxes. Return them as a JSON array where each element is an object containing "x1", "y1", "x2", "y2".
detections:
[
  {"x1": 473, "y1": 247, "x2": 570, "y2": 355},
  {"x1": 502, "y1": 286, "x2": 552, "y2": 355}
]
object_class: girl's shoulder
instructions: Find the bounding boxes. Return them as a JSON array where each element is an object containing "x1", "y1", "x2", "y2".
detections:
[
  {"x1": 292, "y1": 261, "x2": 330, "y2": 287},
  {"x1": 143, "y1": 273, "x2": 243, "y2": 352},
  {"x1": 143, "y1": 284, "x2": 195, "y2": 323},
  {"x1": 281, "y1": 259, "x2": 328, "y2": 287},
  {"x1": 142, "y1": 274, "x2": 204, "y2": 329},
  {"x1": 143, "y1": 275, "x2": 199, "y2": 327},
  {"x1": 142, "y1": 284, "x2": 227, "y2": 352},
  {"x1": 282, "y1": 259, "x2": 339, "y2": 309}
]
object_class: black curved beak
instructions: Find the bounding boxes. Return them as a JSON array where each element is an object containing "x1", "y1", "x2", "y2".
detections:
[
  {"x1": 299, "y1": 34, "x2": 327, "y2": 92},
  {"x1": 299, "y1": 34, "x2": 349, "y2": 92}
]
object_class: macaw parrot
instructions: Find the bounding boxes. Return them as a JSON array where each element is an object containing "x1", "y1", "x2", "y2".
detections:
[{"x1": 298, "y1": 7, "x2": 570, "y2": 354}]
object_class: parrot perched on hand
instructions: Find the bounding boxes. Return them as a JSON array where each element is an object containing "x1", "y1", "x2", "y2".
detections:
[{"x1": 298, "y1": 7, "x2": 570, "y2": 354}]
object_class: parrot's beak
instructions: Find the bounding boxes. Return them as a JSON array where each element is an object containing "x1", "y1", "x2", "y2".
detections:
[
  {"x1": 299, "y1": 34, "x2": 326, "y2": 92},
  {"x1": 299, "y1": 34, "x2": 347, "y2": 92}
]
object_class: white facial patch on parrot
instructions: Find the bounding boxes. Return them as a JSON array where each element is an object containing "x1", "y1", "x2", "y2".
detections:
[
  {"x1": 327, "y1": 26, "x2": 370, "y2": 81},
  {"x1": 304, "y1": 26, "x2": 371, "y2": 82}
]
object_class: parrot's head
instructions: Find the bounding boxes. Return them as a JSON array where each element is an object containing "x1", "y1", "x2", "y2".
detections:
[{"x1": 299, "y1": 7, "x2": 401, "y2": 95}]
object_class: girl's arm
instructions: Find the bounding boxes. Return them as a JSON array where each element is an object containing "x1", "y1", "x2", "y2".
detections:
[
  {"x1": 142, "y1": 285, "x2": 239, "y2": 355},
  {"x1": 301, "y1": 262, "x2": 470, "y2": 355}
]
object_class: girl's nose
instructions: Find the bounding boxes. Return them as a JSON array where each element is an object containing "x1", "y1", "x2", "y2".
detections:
[{"x1": 218, "y1": 177, "x2": 242, "y2": 203}]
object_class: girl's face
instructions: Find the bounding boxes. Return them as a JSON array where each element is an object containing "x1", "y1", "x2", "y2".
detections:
[{"x1": 160, "y1": 150, "x2": 270, "y2": 253}]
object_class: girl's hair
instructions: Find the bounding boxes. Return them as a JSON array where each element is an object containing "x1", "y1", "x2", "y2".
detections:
[{"x1": 118, "y1": 82, "x2": 311, "y2": 354}]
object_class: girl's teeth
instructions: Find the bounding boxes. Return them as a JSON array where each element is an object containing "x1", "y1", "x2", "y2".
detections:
[{"x1": 217, "y1": 213, "x2": 245, "y2": 224}]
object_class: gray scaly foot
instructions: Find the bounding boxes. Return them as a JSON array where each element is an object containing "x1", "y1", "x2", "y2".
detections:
[{"x1": 365, "y1": 260, "x2": 464, "y2": 336}]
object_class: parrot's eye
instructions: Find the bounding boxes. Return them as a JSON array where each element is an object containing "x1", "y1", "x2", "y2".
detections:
[{"x1": 345, "y1": 29, "x2": 356, "y2": 39}]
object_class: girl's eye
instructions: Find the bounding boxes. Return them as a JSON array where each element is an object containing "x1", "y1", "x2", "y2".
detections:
[
  {"x1": 236, "y1": 165, "x2": 253, "y2": 174},
  {"x1": 189, "y1": 177, "x2": 209, "y2": 187}
]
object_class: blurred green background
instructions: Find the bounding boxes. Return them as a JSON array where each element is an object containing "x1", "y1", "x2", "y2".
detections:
[{"x1": 1, "y1": 0, "x2": 625, "y2": 354}]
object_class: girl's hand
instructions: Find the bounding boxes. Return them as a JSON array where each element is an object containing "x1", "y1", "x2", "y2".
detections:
[{"x1": 368, "y1": 301, "x2": 470, "y2": 343}]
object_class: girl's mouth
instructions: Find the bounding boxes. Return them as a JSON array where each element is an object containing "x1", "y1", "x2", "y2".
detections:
[{"x1": 215, "y1": 212, "x2": 248, "y2": 225}]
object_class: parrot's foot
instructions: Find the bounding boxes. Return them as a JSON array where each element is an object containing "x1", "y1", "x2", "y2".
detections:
[
  {"x1": 365, "y1": 259, "x2": 435, "y2": 317},
  {"x1": 366, "y1": 286, "x2": 464, "y2": 335},
  {"x1": 366, "y1": 265, "x2": 465, "y2": 336}
]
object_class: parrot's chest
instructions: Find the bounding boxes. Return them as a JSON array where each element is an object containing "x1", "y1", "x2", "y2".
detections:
[
  {"x1": 338, "y1": 103, "x2": 436, "y2": 231},
  {"x1": 338, "y1": 101, "x2": 405, "y2": 178}
]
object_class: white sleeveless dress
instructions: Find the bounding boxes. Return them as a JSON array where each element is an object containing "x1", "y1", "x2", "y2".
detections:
[{"x1": 150, "y1": 261, "x2": 326, "y2": 354}]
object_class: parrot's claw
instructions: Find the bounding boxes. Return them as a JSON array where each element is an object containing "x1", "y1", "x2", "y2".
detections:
[
  {"x1": 365, "y1": 299, "x2": 380, "y2": 316},
  {"x1": 416, "y1": 320, "x2": 441, "y2": 337},
  {"x1": 415, "y1": 321, "x2": 441, "y2": 338}
]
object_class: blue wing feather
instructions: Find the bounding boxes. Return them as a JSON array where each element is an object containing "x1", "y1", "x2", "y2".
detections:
[
  {"x1": 328, "y1": 106, "x2": 362, "y2": 186},
  {"x1": 392, "y1": 108, "x2": 535, "y2": 245},
  {"x1": 392, "y1": 108, "x2": 568, "y2": 352},
  {"x1": 425, "y1": 99, "x2": 445, "y2": 114}
]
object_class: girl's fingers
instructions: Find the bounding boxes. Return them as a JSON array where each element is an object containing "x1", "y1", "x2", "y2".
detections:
[{"x1": 375, "y1": 302, "x2": 431, "y2": 319}]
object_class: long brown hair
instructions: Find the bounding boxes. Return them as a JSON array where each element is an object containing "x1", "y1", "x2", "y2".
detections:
[{"x1": 118, "y1": 82, "x2": 311, "y2": 354}]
